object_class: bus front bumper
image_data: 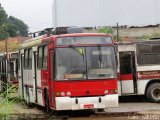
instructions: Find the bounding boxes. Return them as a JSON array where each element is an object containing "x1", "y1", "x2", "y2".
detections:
[{"x1": 55, "y1": 94, "x2": 118, "y2": 110}]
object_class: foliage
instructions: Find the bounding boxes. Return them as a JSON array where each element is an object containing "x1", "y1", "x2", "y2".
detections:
[
  {"x1": 0, "y1": 3, "x2": 28, "y2": 40},
  {"x1": 4, "y1": 22, "x2": 17, "y2": 37},
  {"x1": 0, "y1": 81, "x2": 26, "y2": 120},
  {"x1": 152, "y1": 32, "x2": 160, "y2": 37},
  {"x1": 0, "y1": 4, "x2": 8, "y2": 40},
  {"x1": 0, "y1": 4, "x2": 7, "y2": 26},
  {"x1": 8, "y1": 16, "x2": 28, "y2": 36},
  {"x1": 0, "y1": 27, "x2": 8, "y2": 40},
  {"x1": 98, "y1": 27, "x2": 113, "y2": 34},
  {"x1": 0, "y1": 81, "x2": 17, "y2": 119},
  {"x1": 142, "y1": 34, "x2": 151, "y2": 40},
  {"x1": 142, "y1": 32, "x2": 160, "y2": 40}
]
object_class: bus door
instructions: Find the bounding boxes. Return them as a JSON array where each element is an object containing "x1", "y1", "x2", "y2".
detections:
[
  {"x1": 19, "y1": 54, "x2": 24, "y2": 98},
  {"x1": 33, "y1": 51, "x2": 38, "y2": 103},
  {"x1": 119, "y1": 51, "x2": 137, "y2": 94},
  {"x1": 50, "y1": 49, "x2": 55, "y2": 108}
]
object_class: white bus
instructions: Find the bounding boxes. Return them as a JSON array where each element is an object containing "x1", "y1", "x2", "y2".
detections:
[{"x1": 118, "y1": 40, "x2": 160, "y2": 102}]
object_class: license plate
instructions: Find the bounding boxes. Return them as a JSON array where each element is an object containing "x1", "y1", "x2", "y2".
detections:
[{"x1": 83, "y1": 104, "x2": 94, "y2": 109}]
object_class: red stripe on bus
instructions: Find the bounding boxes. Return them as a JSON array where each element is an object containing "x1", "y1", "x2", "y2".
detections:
[{"x1": 120, "y1": 74, "x2": 133, "y2": 81}]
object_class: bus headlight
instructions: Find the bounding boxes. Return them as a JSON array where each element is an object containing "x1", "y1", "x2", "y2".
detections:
[
  {"x1": 56, "y1": 92, "x2": 60, "y2": 96},
  {"x1": 110, "y1": 89, "x2": 118, "y2": 94},
  {"x1": 104, "y1": 90, "x2": 109, "y2": 94},
  {"x1": 67, "y1": 91, "x2": 71, "y2": 96},
  {"x1": 61, "y1": 92, "x2": 65, "y2": 96}
]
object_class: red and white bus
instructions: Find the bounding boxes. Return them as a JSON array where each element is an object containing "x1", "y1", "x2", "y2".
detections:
[
  {"x1": 118, "y1": 40, "x2": 160, "y2": 102},
  {"x1": 8, "y1": 51, "x2": 19, "y2": 87},
  {"x1": 18, "y1": 28, "x2": 118, "y2": 111},
  {"x1": 0, "y1": 51, "x2": 19, "y2": 92}
]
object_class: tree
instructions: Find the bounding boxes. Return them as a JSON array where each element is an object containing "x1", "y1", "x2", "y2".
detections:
[
  {"x1": 5, "y1": 22, "x2": 17, "y2": 37},
  {"x1": 0, "y1": 3, "x2": 7, "y2": 26},
  {"x1": 8, "y1": 16, "x2": 28, "y2": 36},
  {"x1": 0, "y1": 3, "x2": 8, "y2": 39},
  {"x1": 0, "y1": 3, "x2": 29, "y2": 40}
]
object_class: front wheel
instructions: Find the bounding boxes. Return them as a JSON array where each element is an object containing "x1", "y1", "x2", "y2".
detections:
[{"x1": 146, "y1": 83, "x2": 160, "y2": 103}]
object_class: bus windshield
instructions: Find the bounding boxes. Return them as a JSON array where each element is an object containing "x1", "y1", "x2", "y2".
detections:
[{"x1": 55, "y1": 46, "x2": 117, "y2": 80}]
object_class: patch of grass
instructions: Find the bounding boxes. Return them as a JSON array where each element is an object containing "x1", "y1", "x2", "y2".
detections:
[
  {"x1": 0, "y1": 81, "x2": 25, "y2": 120},
  {"x1": 142, "y1": 34, "x2": 152, "y2": 40},
  {"x1": 98, "y1": 27, "x2": 113, "y2": 34},
  {"x1": 142, "y1": 32, "x2": 160, "y2": 40}
]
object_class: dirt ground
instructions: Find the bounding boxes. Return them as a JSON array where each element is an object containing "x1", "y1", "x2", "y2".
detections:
[
  {"x1": 11, "y1": 101, "x2": 160, "y2": 120},
  {"x1": 1, "y1": 95, "x2": 160, "y2": 119}
]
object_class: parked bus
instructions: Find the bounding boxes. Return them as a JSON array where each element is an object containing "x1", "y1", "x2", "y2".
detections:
[
  {"x1": 18, "y1": 27, "x2": 118, "y2": 111},
  {"x1": 118, "y1": 40, "x2": 160, "y2": 102},
  {"x1": 0, "y1": 51, "x2": 19, "y2": 92},
  {"x1": 8, "y1": 51, "x2": 19, "y2": 87},
  {"x1": 0, "y1": 53, "x2": 7, "y2": 92}
]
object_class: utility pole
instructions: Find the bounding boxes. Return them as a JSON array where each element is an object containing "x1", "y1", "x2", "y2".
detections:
[
  {"x1": 5, "y1": 35, "x2": 9, "y2": 98},
  {"x1": 5, "y1": 34, "x2": 8, "y2": 76},
  {"x1": 53, "y1": 0, "x2": 57, "y2": 34},
  {"x1": 17, "y1": 31, "x2": 20, "y2": 49},
  {"x1": 2, "y1": 24, "x2": 9, "y2": 96},
  {"x1": 116, "y1": 22, "x2": 120, "y2": 42}
]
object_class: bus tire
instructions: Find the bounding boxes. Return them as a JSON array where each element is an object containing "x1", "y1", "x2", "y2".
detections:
[
  {"x1": 26, "y1": 88, "x2": 33, "y2": 107},
  {"x1": 44, "y1": 90, "x2": 51, "y2": 113},
  {"x1": 146, "y1": 83, "x2": 160, "y2": 103},
  {"x1": 97, "y1": 109, "x2": 105, "y2": 112}
]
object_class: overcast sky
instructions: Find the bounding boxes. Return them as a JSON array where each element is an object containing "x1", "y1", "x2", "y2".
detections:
[
  {"x1": 1, "y1": 0, "x2": 160, "y2": 33},
  {"x1": 1, "y1": 0, "x2": 53, "y2": 32}
]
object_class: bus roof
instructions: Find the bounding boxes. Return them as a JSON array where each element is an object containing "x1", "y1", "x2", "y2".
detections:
[
  {"x1": 20, "y1": 33, "x2": 112, "y2": 49},
  {"x1": 56, "y1": 33, "x2": 112, "y2": 37}
]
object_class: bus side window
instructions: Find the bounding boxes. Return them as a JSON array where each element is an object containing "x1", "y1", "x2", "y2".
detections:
[
  {"x1": 37, "y1": 46, "x2": 43, "y2": 69},
  {"x1": 119, "y1": 52, "x2": 132, "y2": 74},
  {"x1": 24, "y1": 49, "x2": 28, "y2": 69},
  {"x1": 42, "y1": 45, "x2": 48, "y2": 70},
  {"x1": 28, "y1": 48, "x2": 32, "y2": 69}
]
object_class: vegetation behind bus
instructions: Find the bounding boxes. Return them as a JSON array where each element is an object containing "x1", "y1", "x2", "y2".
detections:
[{"x1": 0, "y1": 81, "x2": 26, "y2": 119}]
